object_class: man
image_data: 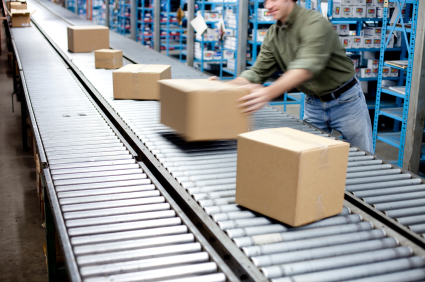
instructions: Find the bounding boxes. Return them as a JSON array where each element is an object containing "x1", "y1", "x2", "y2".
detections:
[{"x1": 229, "y1": 0, "x2": 373, "y2": 152}]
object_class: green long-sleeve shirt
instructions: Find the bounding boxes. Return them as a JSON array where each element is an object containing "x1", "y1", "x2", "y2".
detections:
[{"x1": 240, "y1": 4, "x2": 355, "y2": 96}]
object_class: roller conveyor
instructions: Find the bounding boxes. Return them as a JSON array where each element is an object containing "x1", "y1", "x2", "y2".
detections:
[
  {"x1": 11, "y1": 0, "x2": 425, "y2": 280},
  {"x1": 12, "y1": 22, "x2": 235, "y2": 282}
]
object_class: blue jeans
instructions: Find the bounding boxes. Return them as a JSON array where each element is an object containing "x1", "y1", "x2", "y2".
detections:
[{"x1": 303, "y1": 81, "x2": 373, "y2": 153}]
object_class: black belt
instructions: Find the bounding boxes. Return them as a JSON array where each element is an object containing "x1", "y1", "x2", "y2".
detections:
[{"x1": 313, "y1": 78, "x2": 357, "y2": 102}]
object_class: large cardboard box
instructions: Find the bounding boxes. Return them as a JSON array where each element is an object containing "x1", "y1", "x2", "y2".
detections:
[
  {"x1": 10, "y1": 1, "x2": 27, "y2": 9},
  {"x1": 113, "y1": 64, "x2": 171, "y2": 100},
  {"x1": 67, "y1": 26, "x2": 109, "y2": 53},
  {"x1": 236, "y1": 128, "x2": 349, "y2": 227},
  {"x1": 159, "y1": 79, "x2": 249, "y2": 141},
  {"x1": 95, "y1": 49, "x2": 123, "y2": 69},
  {"x1": 10, "y1": 9, "x2": 30, "y2": 27}
]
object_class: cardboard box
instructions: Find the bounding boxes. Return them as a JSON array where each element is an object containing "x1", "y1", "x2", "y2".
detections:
[
  {"x1": 113, "y1": 64, "x2": 171, "y2": 100},
  {"x1": 366, "y1": 6, "x2": 376, "y2": 18},
  {"x1": 356, "y1": 0, "x2": 366, "y2": 4},
  {"x1": 382, "y1": 67, "x2": 391, "y2": 77},
  {"x1": 353, "y1": 5, "x2": 366, "y2": 17},
  {"x1": 340, "y1": 0, "x2": 352, "y2": 5},
  {"x1": 373, "y1": 38, "x2": 381, "y2": 49},
  {"x1": 367, "y1": 59, "x2": 379, "y2": 69},
  {"x1": 94, "y1": 49, "x2": 123, "y2": 69},
  {"x1": 352, "y1": 36, "x2": 363, "y2": 48},
  {"x1": 159, "y1": 79, "x2": 249, "y2": 141},
  {"x1": 364, "y1": 27, "x2": 382, "y2": 38},
  {"x1": 390, "y1": 68, "x2": 399, "y2": 77},
  {"x1": 332, "y1": 5, "x2": 341, "y2": 18},
  {"x1": 10, "y1": 9, "x2": 30, "y2": 27},
  {"x1": 341, "y1": 37, "x2": 352, "y2": 49},
  {"x1": 339, "y1": 24, "x2": 349, "y2": 35},
  {"x1": 364, "y1": 36, "x2": 373, "y2": 48},
  {"x1": 360, "y1": 68, "x2": 372, "y2": 78},
  {"x1": 223, "y1": 50, "x2": 234, "y2": 59},
  {"x1": 341, "y1": 6, "x2": 353, "y2": 17},
  {"x1": 371, "y1": 68, "x2": 379, "y2": 78},
  {"x1": 374, "y1": 0, "x2": 384, "y2": 6},
  {"x1": 257, "y1": 8, "x2": 273, "y2": 21},
  {"x1": 235, "y1": 127, "x2": 349, "y2": 227},
  {"x1": 67, "y1": 26, "x2": 109, "y2": 53},
  {"x1": 332, "y1": 24, "x2": 340, "y2": 34},
  {"x1": 10, "y1": 1, "x2": 27, "y2": 9}
]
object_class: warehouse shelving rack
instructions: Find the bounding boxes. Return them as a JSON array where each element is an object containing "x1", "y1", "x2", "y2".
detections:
[
  {"x1": 179, "y1": 1, "x2": 229, "y2": 78},
  {"x1": 372, "y1": 0, "x2": 419, "y2": 166},
  {"x1": 137, "y1": 0, "x2": 154, "y2": 48},
  {"x1": 161, "y1": 0, "x2": 184, "y2": 56},
  {"x1": 116, "y1": 0, "x2": 131, "y2": 36},
  {"x1": 220, "y1": 1, "x2": 239, "y2": 79},
  {"x1": 110, "y1": 0, "x2": 120, "y2": 31}
]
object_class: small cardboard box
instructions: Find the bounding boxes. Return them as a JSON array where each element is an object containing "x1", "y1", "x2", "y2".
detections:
[
  {"x1": 235, "y1": 128, "x2": 349, "y2": 227},
  {"x1": 67, "y1": 26, "x2": 109, "y2": 53},
  {"x1": 364, "y1": 27, "x2": 382, "y2": 38},
  {"x1": 390, "y1": 68, "x2": 399, "y2": 77},
  {"x1": 361, "y1": 68, "x2": 372, "y2": 78},
  {"x1": 94, "y1": 49, "x2": 123, "y2": 69},
  {"x1": 339, "y1": 24, "x2": 349, "y2": 35},
  {"x1": 366, "y1": 6, "x2": 376, "y2": 18},
  {"x1": 373, "y1": 38, "x2": 381, "y2": 49},
  {"x1": 352, "y1": 36, "x2": 364, "y2": 48},
  {"x1": 371, "y1": 68, "x2": 379, "y2": 78},
  {"x1": 341, "y1": 6, "x2": 353, "y2": 17},
  {"x1": 113, "y1": 64, "x2": 171, "y2": 100},
  {"x1": 159, "y1": 79, "x2": 249, "y2": 141},
  {"x1": 382, "y1": 67, "x2": 391, "y2": 77},
  {"x1": 340, "y1": 0, "x2": 352, "y2": 5},
  {"x1": 332, "y1": 5, "x2": 341, "y2": 18},
  {"x1": 367, "y1": 59, "x2": 379, "y2": 69},
  {"x1": 364, "y1": 36, "x2": 373, "y2": 48},
  {"x1": 10, "y1": 9, "x2": 30, "y2": 27},
  {"x1": 341, "y1": 37, "x2": 352, "y2": 49},
  {"x1": 10, "y1": 1, "x2": 27, "y2": 9},
  {"x1": 353, "y1": 5, "x2": 366, "y2": 17},
  {"x1": 332, "y1": 24, "x2": 340, "y2": 34}
]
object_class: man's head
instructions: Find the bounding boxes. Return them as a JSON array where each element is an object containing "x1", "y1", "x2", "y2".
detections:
[{"x1": 264, "y1": 0, "x2": 296, "y2": 23}]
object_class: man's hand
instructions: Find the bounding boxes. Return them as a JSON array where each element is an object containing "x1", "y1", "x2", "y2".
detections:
[{"x1": 238, "y1": 85, "x2": 271, "y2": 115}]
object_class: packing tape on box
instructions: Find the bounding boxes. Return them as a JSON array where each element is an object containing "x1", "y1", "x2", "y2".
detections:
[
  {"x1": 131, "y1": 65, "x2": 149, "y2": 85},
  {"x1": 95, "y1": 58, "x2": 121, "y2": 63},
  {"x1": 264, "y1": 129, "x2": 329, "y2": 168}
]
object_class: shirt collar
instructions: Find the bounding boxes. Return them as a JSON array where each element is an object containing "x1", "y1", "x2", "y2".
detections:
[{"x1": 276, "y1": 3, "x2": 300, "y2": 29}]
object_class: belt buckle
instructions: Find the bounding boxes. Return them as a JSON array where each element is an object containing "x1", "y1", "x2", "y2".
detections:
[{"x1": 319, "y1": 95, "x2": 325, "y2": 102}]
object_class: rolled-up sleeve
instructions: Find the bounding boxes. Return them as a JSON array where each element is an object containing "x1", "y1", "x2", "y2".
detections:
[
  {"x1": 287, "y1": 17, "x2": 332, "y2": 76},
  {"x1": 239, "y1": 32, "x2": 277, "y2": 84}
]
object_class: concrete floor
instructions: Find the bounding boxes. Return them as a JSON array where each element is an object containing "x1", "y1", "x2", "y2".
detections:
[{"x1": 0, "y1": 25, "x2": 47, "y2": 281}]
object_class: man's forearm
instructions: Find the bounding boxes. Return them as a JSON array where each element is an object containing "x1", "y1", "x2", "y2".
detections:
[
  {"x1": 227, "y1": 76, "x2": 251, "y2": 86},
  {"x1": 266, "y1": 69, "x2": 313, "y2": 99}
]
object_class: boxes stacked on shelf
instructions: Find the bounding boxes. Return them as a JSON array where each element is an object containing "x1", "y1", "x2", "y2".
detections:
[
  {"x1": 257, "y1": 8, "x2": 273, "y2": 21},
  {"x1": 224, "y1": 36, "x2": 237, "y2": 51},
  {"x1": 331, "y1": 0, "x2": 394, "y2": 18}
]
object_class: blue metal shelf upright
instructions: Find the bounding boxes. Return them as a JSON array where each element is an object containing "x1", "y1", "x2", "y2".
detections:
[
  {"x1": 160, "y1": 0, "x2": 185, "y2": 56},
  {"x1": 373, "y1": 0, "x2": 419, "y2": 166},
  {"x1": 110, "y1": 0, "x2": 120, "y2": 31},
  {"x1": 117, "y1": 0, "x2": 131, "y2": 36},
  {"x1": 137, "y1": 0, "x2": 154, "y2": 48}
]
